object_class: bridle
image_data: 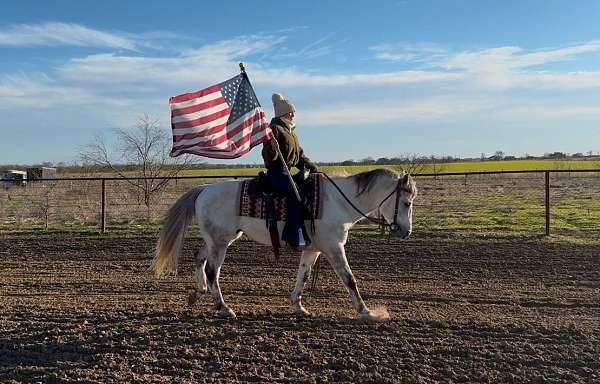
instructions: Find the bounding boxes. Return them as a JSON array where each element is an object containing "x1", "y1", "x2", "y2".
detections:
[
  {"x1": 376, "y1": 178, "x2": 413, "y2": 233},
  {"x1": 321, "y1": 173, "x2": 412, "y2": 234}
]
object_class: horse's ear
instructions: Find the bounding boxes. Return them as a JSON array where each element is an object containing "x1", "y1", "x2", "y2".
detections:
[{"x1": 402, "y1": 173, "x2": 409, "y2": 185}]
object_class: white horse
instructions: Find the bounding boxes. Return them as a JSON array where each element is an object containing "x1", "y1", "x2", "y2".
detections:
[{"x1": 151, "y1": 168, "x2": 417, "y2": 321}]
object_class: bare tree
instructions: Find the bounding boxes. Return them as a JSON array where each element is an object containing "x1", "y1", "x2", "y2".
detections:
[
  {"x1": 80, "y1": 115, "x2": 194, "y2": 219},
  {"x1": 397, "y1": 154, "x2": 429, "y2": 175},
  {"x1": 429, "y1": 155, "x2": 448, "y2": 177}
]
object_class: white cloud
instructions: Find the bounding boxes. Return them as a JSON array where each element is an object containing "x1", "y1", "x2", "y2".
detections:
[
  {"x1": 301, "y1": 97, "x2": 490, "y2": 126},
  {"x1": 371, "y1": 40, "x2": 600, "y2": 90},
  {"x1": 3, "y1": 30, "x2": 600, "y2": 137},
  {"x1": 492, "y1": 104, "x2": 600, "y2": 123},
  {"x1": 0, "y1": 22, "x2": 136, "y2": 50},
  {"x1": 252, "y1": 68, "x2": 463, "y2": 87},
  {"x1": 510, "y1": 71, "x2": 600, "y2": 89},
  {"x1": 61, "y1": 53, "x2": 220, "y2": 85},
  {"x1": 49, "y1": 34, "x2": 599, "y2": 93},
  {"x1": 0, "y1": 74, "x2": 136, "y2": 109},
  {"x1": 298, "y1": 34, "x2": 333, "y2": 57},
  {"x1": 443, "y1": 41, "x2": 600, "y2": 70},
  {"x1": 181, "y1": 34, "x2": 286, "y2": 61},
  {"x1": 439, "y1": 42, "x2": 600, "y2": 89},
  {"x1": 369, "y1": 42, "x2": 446, "y2": 63},
  {"x1": 371, "y1": 40, "x2": 600, "y2": 71},
  {"x1": 280, "y1": 32, "x2": 335, "y2": 59},
  {"x1": 60, "y1": 54, "x2": 463, "y2": 89},
  {"x1": 55, "y1": 31, "x2": 463, "y2": 89},
  {"x1": 58, "y1": 35, "x2": 289, "y2": 87},
  {"x1": 299, "y1": 97, "x2": 600, "y2": 131}
]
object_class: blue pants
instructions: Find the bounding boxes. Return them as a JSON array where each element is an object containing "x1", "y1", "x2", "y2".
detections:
[{"x1": 266, "y1": 169, "x2": 303, "y2": 247}]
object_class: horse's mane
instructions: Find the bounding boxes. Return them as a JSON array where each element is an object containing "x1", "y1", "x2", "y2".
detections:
[
  {"x1": 352, "y1": 168, "x2": 398, "y2": 196},
  {"x1": 351, "y1": 168, "x2": 418, "y2": 198},
  {"x1": 403, "y1": 173, "x2": 418, "y2": 197}
]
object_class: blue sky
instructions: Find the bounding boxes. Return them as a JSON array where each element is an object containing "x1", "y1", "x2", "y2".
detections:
[{"x1": 1, "y1": 0, "x2": 600, "y2": 164}]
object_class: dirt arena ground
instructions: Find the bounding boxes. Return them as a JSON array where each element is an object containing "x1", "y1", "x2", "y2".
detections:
[{"x1": 1, "y1": 234, "x2": 599, "y2": 383}]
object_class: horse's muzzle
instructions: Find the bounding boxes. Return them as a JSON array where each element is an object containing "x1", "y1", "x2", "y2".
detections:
[{"x1": 390, "y1": 227, "x2": 411, "y2": 239}]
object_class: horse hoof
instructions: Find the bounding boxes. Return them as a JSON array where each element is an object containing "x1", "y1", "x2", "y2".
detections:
[
  {"x1": 292, "y1": 304, "x2": 311, "y2": 317},
  {"x1": 358, "y1": 311, "x2": 389, "y2": 322},
  {"x1": 187, "y1": 290, "x2": 201, "y2": 306},
  {"x1": 216, "y1": 307, "x2": 236, "y2": 318},
  {"x1": 358, "y1": 311, "x2": 378, "y2": 322},
  {"x1": 358, "y1": 309, "x2": 389, "y2": 322}
]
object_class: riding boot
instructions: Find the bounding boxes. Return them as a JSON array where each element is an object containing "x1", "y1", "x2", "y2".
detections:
[
  {"x1": 266, "y1": 169, "x2": 308, "y2": 250},
  {"x1": 297, "y1": 228, "x2": 306, "y2": 247}
]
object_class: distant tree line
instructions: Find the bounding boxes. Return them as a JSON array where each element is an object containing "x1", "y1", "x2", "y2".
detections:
[
  {"x1": 4, "y1": 150, "x2": 600, "y2": 172},
  {"x1": 324, "y1": 150, "x2": 599, "y2": 166}
]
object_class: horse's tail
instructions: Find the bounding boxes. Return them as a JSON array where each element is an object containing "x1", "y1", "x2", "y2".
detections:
[{"x1": 150, "y1": 185, "x2": 205, "y2": 277}]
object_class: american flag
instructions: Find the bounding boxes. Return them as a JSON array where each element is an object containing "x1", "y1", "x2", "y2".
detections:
[{"x1": 169, "y1": 74, "x2": 272, "y2": 158}]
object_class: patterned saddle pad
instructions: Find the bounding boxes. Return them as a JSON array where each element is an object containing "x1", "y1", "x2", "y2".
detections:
[{"x1": 239, "y1": 173, "x2": 324, "y2": 221}]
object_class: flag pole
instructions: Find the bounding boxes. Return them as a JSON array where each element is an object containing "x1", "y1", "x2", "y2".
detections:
[{"x1": 239, "y1": 62, "x2": 302, "y2": 204}]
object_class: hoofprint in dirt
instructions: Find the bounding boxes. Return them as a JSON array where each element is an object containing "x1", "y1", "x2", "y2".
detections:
[{"x1": 0, "y1": 235, "x2": 598, "y2": 383}]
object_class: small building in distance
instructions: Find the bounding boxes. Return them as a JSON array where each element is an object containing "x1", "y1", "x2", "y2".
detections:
[{"x1": 26, "y1": 167, "x2": 57, "y2": 181}]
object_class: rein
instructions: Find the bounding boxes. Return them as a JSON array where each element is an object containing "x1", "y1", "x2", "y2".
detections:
[{"x1": 321, "y1": 172, "x2": 406, "y2": 232}]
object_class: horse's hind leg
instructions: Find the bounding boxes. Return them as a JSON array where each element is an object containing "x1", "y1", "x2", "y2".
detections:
[
  {"x1": 290, "y1": 251, "x2": 320, "y2": 316},
  {"x1": 205, "y1": 242, "x2": 235, "y2": 318},
  {"x1": 188, "y1": 246, "x2": 208, "y2": 306},
  {"x1": 189, "y1": 231, "x2": 242, "y2": 306}
]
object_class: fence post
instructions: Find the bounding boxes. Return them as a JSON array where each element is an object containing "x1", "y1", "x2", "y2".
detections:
[
  {"x1": 101, "y1": 179, "x2": 106, "y2": 234},
  {"x1": 545, "y1": 171, "x2": 550, "y2": 236}
]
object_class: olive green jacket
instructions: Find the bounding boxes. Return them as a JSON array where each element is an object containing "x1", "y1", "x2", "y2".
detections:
[{"x1": 262, "y1": 117, "x2": 318, "y2": 172}]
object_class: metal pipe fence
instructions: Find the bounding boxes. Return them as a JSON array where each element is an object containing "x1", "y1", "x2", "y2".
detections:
[{"x1": 1, "y1": 170, "x2": 599, "y2": 237}]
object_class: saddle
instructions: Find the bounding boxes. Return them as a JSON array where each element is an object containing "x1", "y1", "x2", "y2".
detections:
[{"x1": 239, "y1": 172, "x2": 324, "y2": 257}]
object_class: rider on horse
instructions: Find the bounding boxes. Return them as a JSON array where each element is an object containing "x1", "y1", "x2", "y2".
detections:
[{"x1": 262, "y1": 93, "x2": 318, "y2": 250}]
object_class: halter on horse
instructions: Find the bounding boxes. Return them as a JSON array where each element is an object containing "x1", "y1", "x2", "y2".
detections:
[{"x1": 151, "y1": 168, "x2": 417, "y2": 321}]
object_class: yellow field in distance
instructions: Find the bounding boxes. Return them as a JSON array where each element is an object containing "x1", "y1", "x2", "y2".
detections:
[
  {"x1": 177, "y1": 159, "x2": 600, "y2": 177},
  {"x1": 63, "y1": 159, "x2": 600, "y2": 178}
]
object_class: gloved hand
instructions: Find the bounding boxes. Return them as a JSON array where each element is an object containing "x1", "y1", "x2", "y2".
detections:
[
  {"x1": 293, "y1": 170, "x2": 309, "y2": 183},
  {"x1": 307, "y1": 164, "x2": 319, "y2": 173}
]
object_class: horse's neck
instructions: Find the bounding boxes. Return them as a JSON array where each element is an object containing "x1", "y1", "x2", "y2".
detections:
[{"x1": 331, "y1": 176, "x2": 397, "y2": 223}]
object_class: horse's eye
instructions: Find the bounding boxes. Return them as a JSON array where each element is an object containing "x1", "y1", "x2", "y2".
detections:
[{"x1": 404, "y1": 202, "x2": 412, "y2": 208}]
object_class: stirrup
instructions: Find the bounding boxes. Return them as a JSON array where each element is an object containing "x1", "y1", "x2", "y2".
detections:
[
  {"x1": 290, "y1": 229, "x2": 310, "y2": 252},
  {"x1": 298, "y1": 228, "x2": 307, "y2": 247}
]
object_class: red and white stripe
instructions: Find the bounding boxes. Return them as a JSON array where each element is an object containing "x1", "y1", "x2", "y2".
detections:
[{"x1": 169, "y1": 86, "x2": 271, "y2": 158}]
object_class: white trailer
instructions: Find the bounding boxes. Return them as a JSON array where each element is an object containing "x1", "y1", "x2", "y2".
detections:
[{"x1": 1, "y1": 170, "x2": 27, "y2": 187}]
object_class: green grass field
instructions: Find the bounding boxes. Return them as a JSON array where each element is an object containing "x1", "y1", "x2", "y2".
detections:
[
  {"x1": 4, "y1": 159, "x2": 599, "y2": 242},
  {"x1": 174, "y1": 159, "x2": 600, "y2": 177},
  {"x1": 424, "y1": 159, "x2": 600, "y2": 173},
  {"x1": 320, "y1": 159, "x2": 600, "y2": 175},
  {"x1": 65, "y1": 159, "x2": 600, "y2": 178}
]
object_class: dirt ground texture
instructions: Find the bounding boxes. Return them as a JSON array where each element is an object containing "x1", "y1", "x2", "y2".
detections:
[{"x1": 0, "y1": 234, "x2": 599, "y2": 383}]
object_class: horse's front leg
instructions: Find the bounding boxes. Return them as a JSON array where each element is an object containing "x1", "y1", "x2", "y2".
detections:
[
  {"x1": 290, "y1": 250, "x2": 320, "y2": 316},
  {"x1": 323, "y1": 244, "x2": 381, "y2": 321}
]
